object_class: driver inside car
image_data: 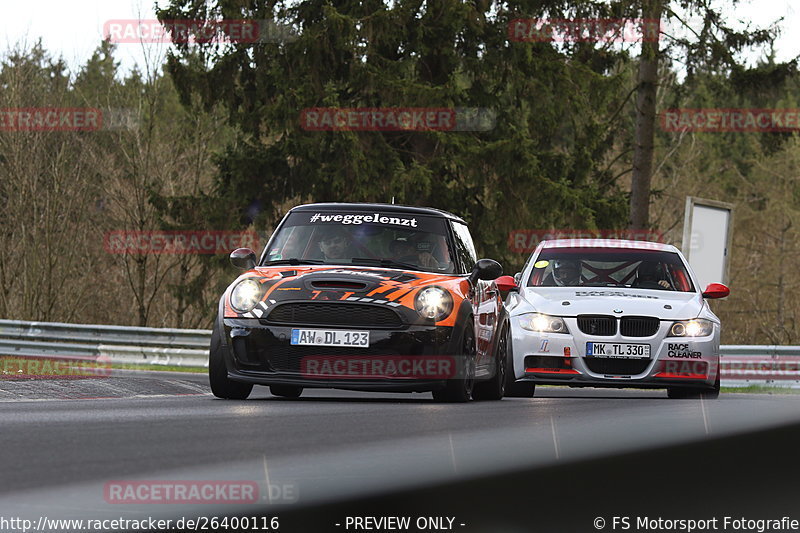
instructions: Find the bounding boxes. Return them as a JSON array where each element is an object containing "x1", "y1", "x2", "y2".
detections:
[
  {"x1": 632, "y1": 261, "x2": 672, "y2": 290},
  {"x1": 542, "y1": 259, "x2": 582, "y2": 286},
  {"x1": 389, "y1": 238, "x2": 440, "y2": 269},
  {"x1": 317, "y1": 227, "x2": 355, "y2": 261}
]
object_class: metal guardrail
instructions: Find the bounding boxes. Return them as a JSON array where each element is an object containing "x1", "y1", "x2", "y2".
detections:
[
  {"x1": 0, "y1": 319, "x2": 799, "y2": 385},
  {"x1": 0, "y1": 319, "x2": 210, "y2": 347},
  {"x1": 720, "y1": 345, "x2": 800, "y2": 388},
  {"x1": 0, "y1": 319, "x2": 210, "y2": 369}
]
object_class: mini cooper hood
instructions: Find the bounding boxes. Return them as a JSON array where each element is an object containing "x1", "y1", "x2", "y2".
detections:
[
  {"x1": 518, "y1": 287, "x2": 705, "y2": 321},
  {"x1": 247, "y1": 266, "x2": 460, "y2": 291},
  {"x1": 225, "y1": 265, "x2": 469, "y2": 322}
]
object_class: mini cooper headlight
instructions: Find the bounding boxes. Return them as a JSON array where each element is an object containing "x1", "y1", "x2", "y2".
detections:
[
  {"x1": 520, "y1": 313, "x2": 569, "y2": 334},
  {"x1": 230, "y1": 278, "x2": 263, "y2": 313},
  {"x1": 415, "y1": 286, "x2": 453, "y2": 321},
  {"x1": 669, "y1": 319, "x2": 713, "y2": 337}
]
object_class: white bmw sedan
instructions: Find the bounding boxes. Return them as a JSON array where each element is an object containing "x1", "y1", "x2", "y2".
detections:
[{"x1": 497, "y1": 239, "x2": 729, "y2": 399}]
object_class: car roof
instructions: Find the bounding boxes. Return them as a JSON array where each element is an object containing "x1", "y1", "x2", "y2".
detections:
[
  {"x1": 289, "y1": 202, "x2": 467, "y2": 224},
  {"x1": 539, "y1": 238, "x2": 679, "y2": 253}
]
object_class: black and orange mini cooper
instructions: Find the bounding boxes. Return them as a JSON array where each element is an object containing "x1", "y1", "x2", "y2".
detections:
[{"x1": 210, "y1": 203, "x2": 509, "y2": 402}]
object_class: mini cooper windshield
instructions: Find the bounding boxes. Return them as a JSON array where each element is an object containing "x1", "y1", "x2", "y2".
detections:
[
  {"x1": 528, "y1": 248, "x2": 695, "y2": 292},
  {"x1": 263, "y1": 211, "x2": 457, "y2": 274}
]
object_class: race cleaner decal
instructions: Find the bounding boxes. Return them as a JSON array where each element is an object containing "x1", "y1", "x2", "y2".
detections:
[{"x1": 667, "y1": 343, "x2": 702, "y2": 358}]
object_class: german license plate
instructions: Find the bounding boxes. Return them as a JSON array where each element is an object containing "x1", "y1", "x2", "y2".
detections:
[
  {"x1": 291, "y1": 329, "x2": 369, "y2": 348},
  {"x1": 586, "y1": 342, "x2": 650, "y2": 359}
]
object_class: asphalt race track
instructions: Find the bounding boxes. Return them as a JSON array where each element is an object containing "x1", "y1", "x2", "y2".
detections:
[{"x1": 2, "y1": 371, "x2": 800, "y2": 531}]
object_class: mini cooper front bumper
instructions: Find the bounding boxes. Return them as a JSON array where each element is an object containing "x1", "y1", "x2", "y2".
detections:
[{"x1": 218, "y1": 316, "x2": 470, "y2": 392}]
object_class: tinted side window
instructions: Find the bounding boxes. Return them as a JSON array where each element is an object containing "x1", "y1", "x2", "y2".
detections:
[{"x1": 450, "y1": 221, "x2": 477, "y2": 274}]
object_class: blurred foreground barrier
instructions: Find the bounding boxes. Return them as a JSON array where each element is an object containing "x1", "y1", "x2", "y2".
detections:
[{"x1": 0, "y1": 319, "x2": 798, "y2": 383}]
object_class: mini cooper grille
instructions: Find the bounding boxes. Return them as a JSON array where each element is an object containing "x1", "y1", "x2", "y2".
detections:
[
  {"x1": 620, "y1": 316, "x2": 660, "y2": 337},
  {"x1": 266, "y1": 303, "x2": 403, "y2": 328},
  {"x1": 577, "y1": 315, "x2": 616, "y2": 336},
  {"x1": 584, "y1": 358, "x2": 651, "y2": 375}
]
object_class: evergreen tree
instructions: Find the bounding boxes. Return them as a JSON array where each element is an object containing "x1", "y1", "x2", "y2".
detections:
[{"x1": 156, "y1": 0, "x2": 634, "y2": 268}]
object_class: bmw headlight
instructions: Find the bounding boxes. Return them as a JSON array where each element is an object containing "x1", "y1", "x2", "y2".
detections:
[
  {"x1": 669, "y1": 319, "x2": 713, "y2": 337},
  {"x1": 520, "y1": 313, "x2": 569, "y2": 334},
  {"x1": 230, "y1": 278, "x2": 264, "y2": 313},
  {"x1": 415, "y1": 286, "x2": 453, "y2": 321}
]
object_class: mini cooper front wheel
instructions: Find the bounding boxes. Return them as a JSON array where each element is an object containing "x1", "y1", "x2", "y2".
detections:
[
  {"x1": 432, "y1": 323, "x2": 476, "y2": 403},
  {"x1": 209, "y1": 319, "x2": 253, "y2": 400},
  {"x1": 472, "y1": 325, "x2": 508, "y2": 401}
]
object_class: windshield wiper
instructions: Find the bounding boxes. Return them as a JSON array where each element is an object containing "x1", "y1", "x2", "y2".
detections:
[
  {"x1": 262, "y1": 258, "x2": 325, "y2": 266},
  {"x1": 350, "y1": 258, "x2": 423, "y2": 270}
]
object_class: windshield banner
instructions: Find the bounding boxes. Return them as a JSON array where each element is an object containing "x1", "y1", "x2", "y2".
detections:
[{"x1": 291, "y1": 212, "x2": 443, "y2": 233}]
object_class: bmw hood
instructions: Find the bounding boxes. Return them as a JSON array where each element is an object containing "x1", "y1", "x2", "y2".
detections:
[{"x1": 513, "y1": 287, "x2": 708, "y2": 321}]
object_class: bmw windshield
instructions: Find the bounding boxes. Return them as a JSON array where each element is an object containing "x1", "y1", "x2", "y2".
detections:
[{"x1": 528, "y1": 248, "x2": 695, "y2": 292}]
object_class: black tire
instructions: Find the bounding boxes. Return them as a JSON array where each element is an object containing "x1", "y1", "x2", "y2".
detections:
[
  {"x1": 270, "y1": 385, "x2": 303, "y2": 398},
  {"x1": 666, "y1": 387, "x2": 690, "y2": 399},
  {"x1": 503, "y1": 330, "x2": 535, "y2": 398},
  {"x1": 705, "y1": 371, "x2": 721, "y2": 399},
  {"x1": 472, "y1": 325, "x2": 508, "y2": 401},
  {"x1": 506, "y1": 381, "x2": 536, "y2": 398},
  {"x1": 667, "y1": 373, "x2": 720, "y2": 399},
  {"x1": 432, "y1": 322, "x2": 476, "y2": 403},
  {"x1": 209, "y1": 320, "x2": 253, "y2": 400}
]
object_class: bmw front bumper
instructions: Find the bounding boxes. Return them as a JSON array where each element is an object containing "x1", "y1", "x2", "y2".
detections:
[{"x1": 509, "y1": 315, "x2": 719, "y2": 389}]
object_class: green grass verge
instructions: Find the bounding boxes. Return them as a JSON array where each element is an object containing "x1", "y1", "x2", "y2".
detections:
[
  {"x1": 112, "y1": 363, "x2": 206, "y2": 373},
  {"x1": 721, "y1": 385, "x2": 800, "y2": 394},
  {"x1": 537, "y1": 384, "x2": 800, "y2": 395}
]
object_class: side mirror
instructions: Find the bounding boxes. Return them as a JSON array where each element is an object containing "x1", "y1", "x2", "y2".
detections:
[
  {"x1": 469, "y1": 258, "x2": 503, "y2": 285},
  {"x1": 495, "y1": 275, "x2": 519, "y2": 292},
  {"x1": 230, "y1": 248, "x2": 257, "y2": 270},
  {"x1": 702, "y1": 283, "x2": 730, "y2": 299}
]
